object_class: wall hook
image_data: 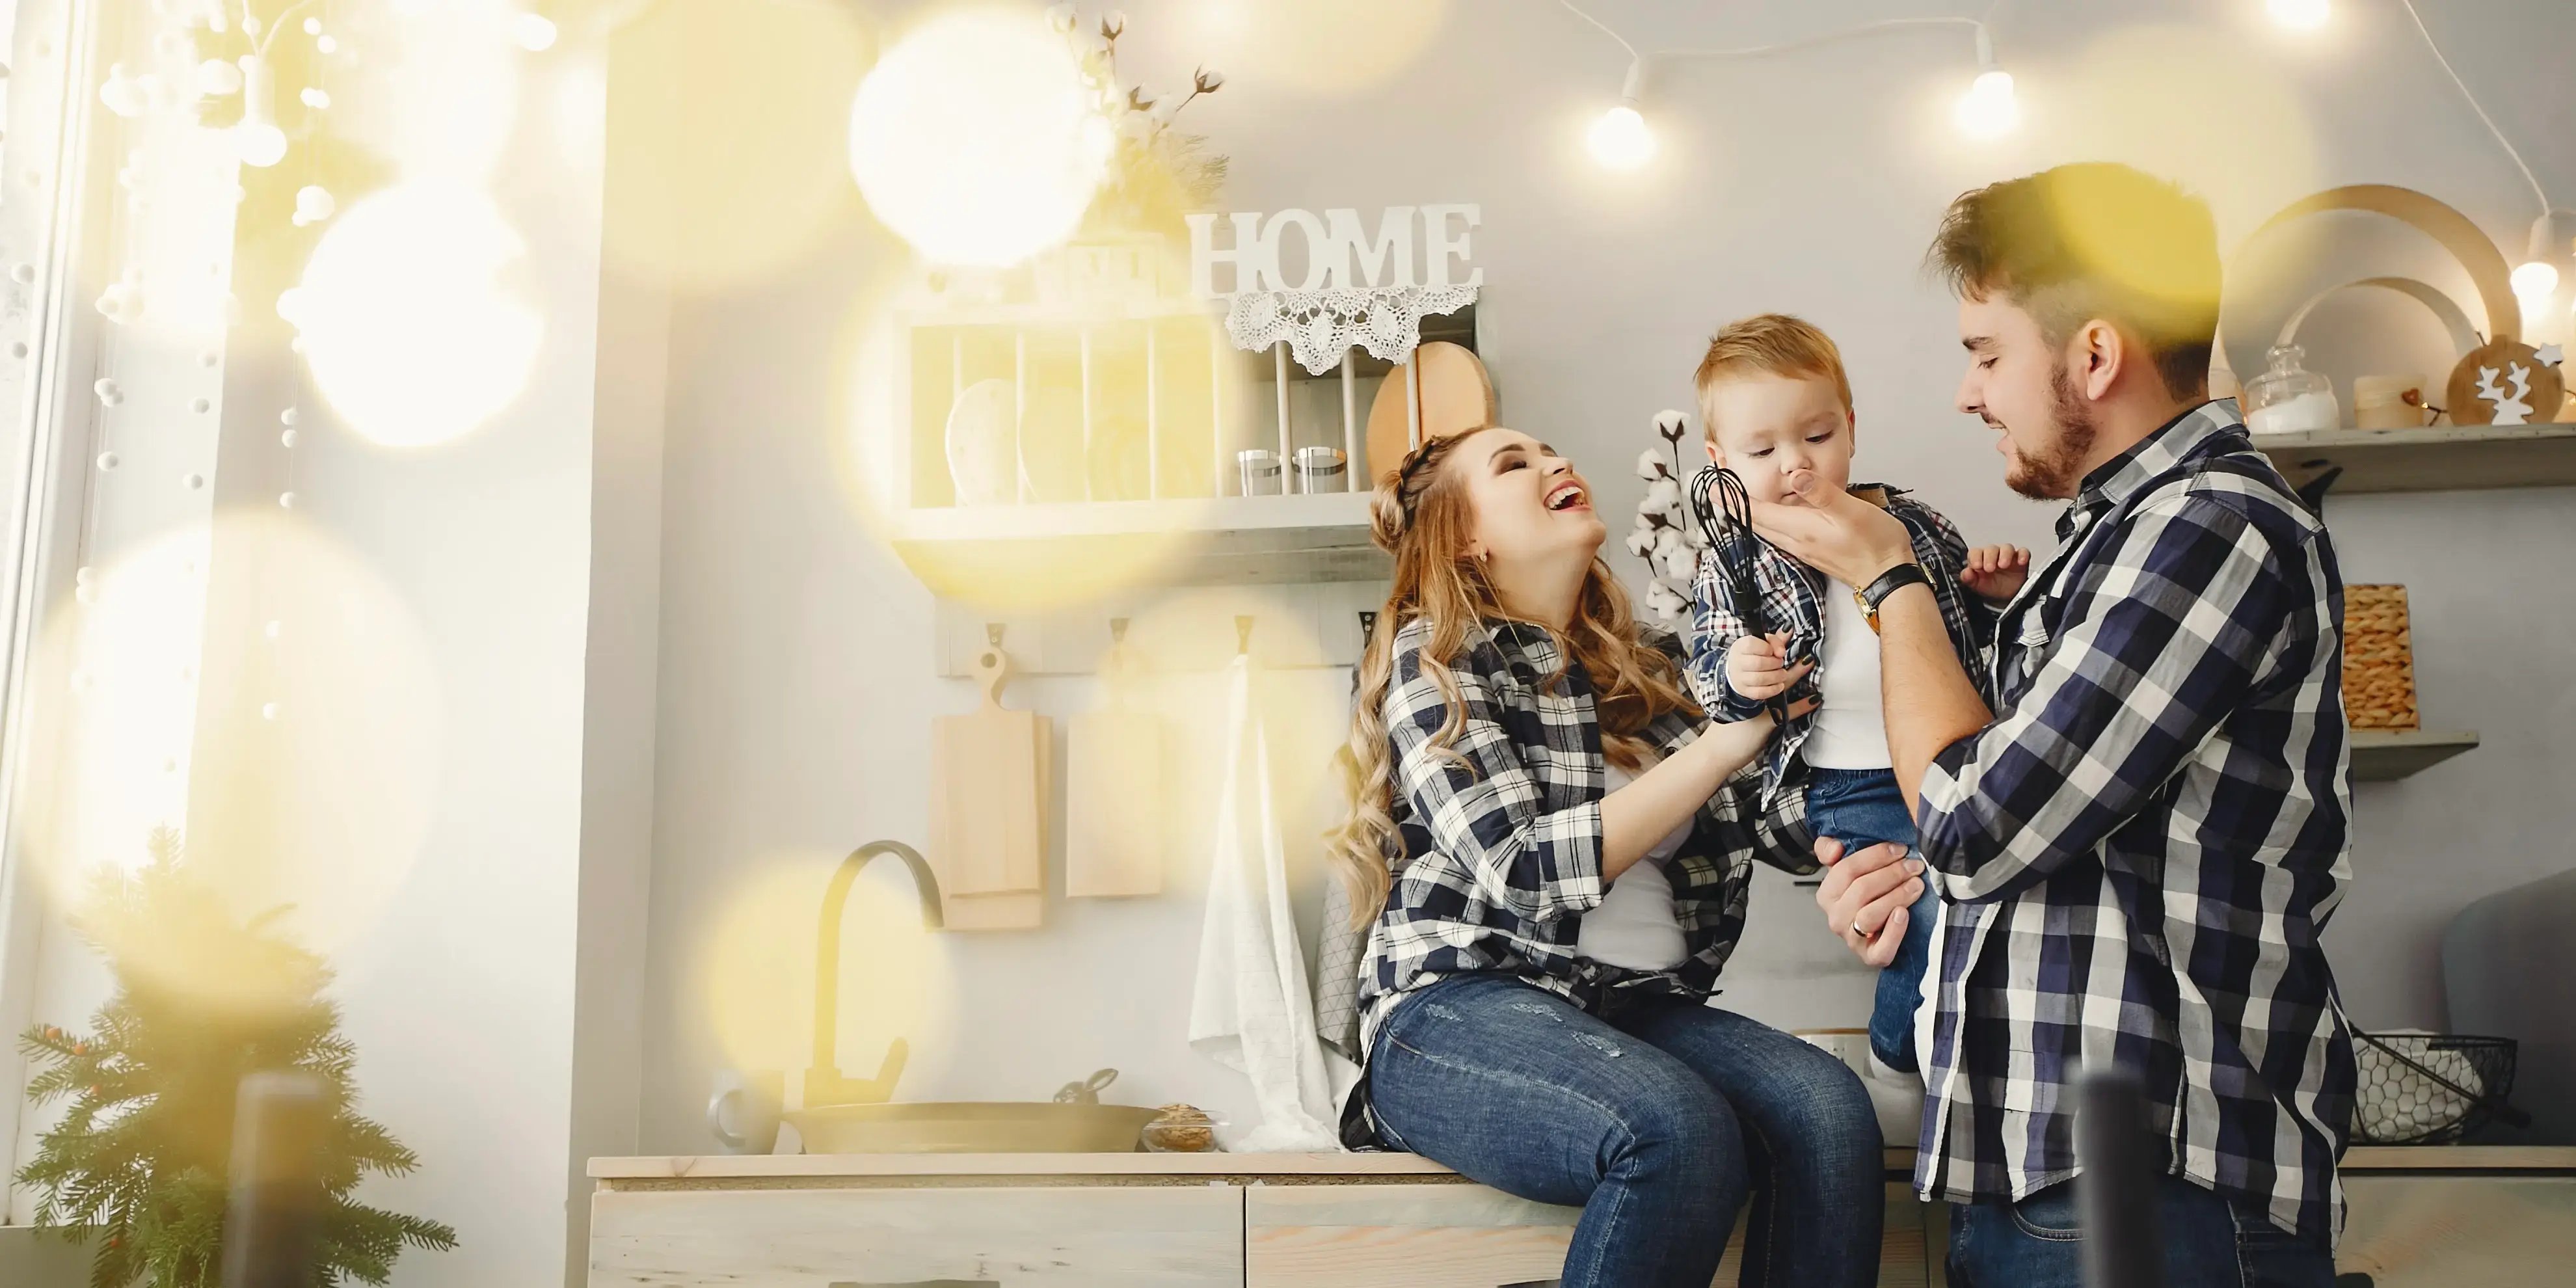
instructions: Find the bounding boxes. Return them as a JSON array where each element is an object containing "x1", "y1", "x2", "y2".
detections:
[
  {"x1": 1109, "y1": 617, "x2": 1130, "y2": 644},
  {"x1": 1235, "y1": 615, "x2": 1255, "y2": 656},
  {"x1": 985, "y1": 623, "x2": 1005, "y2": 649}
]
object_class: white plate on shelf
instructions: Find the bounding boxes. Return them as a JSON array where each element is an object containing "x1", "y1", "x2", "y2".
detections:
[{"x1": 945, "y1": 379, "x2": 1018, "y2": 506}]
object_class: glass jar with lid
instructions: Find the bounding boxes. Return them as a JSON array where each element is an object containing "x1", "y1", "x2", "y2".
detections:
[{"x1": 2242, "y1": 344, "x2": 2341, "y2": 436}]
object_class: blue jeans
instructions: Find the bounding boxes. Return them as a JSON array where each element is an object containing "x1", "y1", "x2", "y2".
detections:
[
  {"x1": 1806, "y1": 767, "x2": 1935, "y2": 1073},
  {"x1": 1949, "y1": 1174, "x2": 2337, "y2": 1287},
  {"x1": 1365, "y1": 974, "x2": 1883, "y2": 1288}
]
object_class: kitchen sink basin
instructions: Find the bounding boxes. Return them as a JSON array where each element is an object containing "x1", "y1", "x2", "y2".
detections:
[{"x1": 786, "y1": 1101, "x2": 1159, "y2": 1154}]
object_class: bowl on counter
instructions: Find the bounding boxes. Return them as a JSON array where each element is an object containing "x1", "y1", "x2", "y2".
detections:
[{"x1": 785, "y1": 1101, "x2": 1159, "y2": 1153}]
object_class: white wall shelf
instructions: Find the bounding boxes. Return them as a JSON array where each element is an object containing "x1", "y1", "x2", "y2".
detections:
[
  {"x1": 2259, "y1": 424, "x2": 2576, "y2": 497},
  {"x1": 2352, "y1": 728, "x2": 2479, "y2": 781},
  {"x1": 891, "y1": 493, "x2": 1386, "y2": 589}
]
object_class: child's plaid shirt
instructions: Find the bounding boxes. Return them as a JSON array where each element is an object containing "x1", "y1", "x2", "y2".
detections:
[{"x1": 1684, "y1": 484, "x2": 2000, "y2": 807}]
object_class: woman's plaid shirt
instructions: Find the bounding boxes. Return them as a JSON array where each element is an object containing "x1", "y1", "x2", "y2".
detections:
[
  {"x1": 1352, "y1": 615, "x2": 1814, "y2": 1056},
  {"x1": 1912, "y1": 401, "x2": 2357, "y2": 1245}
]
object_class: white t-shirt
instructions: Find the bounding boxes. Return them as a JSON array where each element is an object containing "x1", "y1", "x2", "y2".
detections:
[
  {"x1": 1574, "y1": 755, "x2": 1694, "y2": 972},
  {"x1": 1804, "y1": 578, "x2": 1895, "y2": 770}
]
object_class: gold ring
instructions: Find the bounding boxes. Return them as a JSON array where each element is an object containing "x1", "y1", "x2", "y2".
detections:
[{"x1": 1852, "y1": 917, "x2": 1869, "y2": 939}]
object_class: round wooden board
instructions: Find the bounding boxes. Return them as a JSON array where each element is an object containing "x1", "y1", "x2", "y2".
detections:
[
  {"x1": 1364, "y1": 341, "x2": 1498, "y2": 486},
  {"x1": 2445, "y1": 338, "x2": 2564, "y2": 426}
]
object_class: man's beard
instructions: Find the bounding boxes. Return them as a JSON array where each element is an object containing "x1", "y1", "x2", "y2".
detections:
[{"x1": 2003, "y1": 361, "x2": 2100, "y2": 500}]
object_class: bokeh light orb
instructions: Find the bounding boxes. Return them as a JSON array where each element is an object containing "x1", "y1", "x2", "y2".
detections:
[
  {"x1": 289, "y1": 181, "x2": 542, "y2": 448},
  {"x1": 25, "y1": 516, "x2": 440, "y2": 990},
  {"x1": 848, "y1": 8, "x2": 1107, "y2": 267}
]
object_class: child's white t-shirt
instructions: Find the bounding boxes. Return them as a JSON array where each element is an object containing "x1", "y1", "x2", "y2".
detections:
[{"x1": 1805, "y1": 578, "x2": 1895, "y2": 770}]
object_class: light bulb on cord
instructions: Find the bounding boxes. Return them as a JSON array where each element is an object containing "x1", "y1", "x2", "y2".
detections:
[
  {"x1": 232, "y1": 55, "x2": 288, "y2": 168},
  {"x1": 1589, "y1": 103, "x2": 1653, "y2": 168},
  {"x1": 2512, "y1": 210, "x2": 2568, "y2": 306},
  {"x1": 1587, "y1": 60, "x2": 1654, "y2": 170},
  {"x1": 2516, "y1": 260, "x2": 2561, "y2": 304},
  {"x1": 2268, "y1": 0, "x2": 2330, "y2": 31},
  {"x1": 1952, "y1": 27, "x2": 2019, "y2": 141}
]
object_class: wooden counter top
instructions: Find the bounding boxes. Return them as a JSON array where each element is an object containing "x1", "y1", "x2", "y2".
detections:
[{"x1": 591, "y1": 1146, "x2": 2576, "y2": 1183}]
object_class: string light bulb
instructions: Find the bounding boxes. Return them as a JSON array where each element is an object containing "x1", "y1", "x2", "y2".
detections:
[
  {"x1": 2268, "y1": 0, "x2": 2329, "y2": 31},
  {"x1": 2512, "y1": 211, "x2": 2569, "y2": 306},
  {"x1": 1587, "y1": 60, "x2": 1654, "y2": 170},
  {"x1": 1953, "y1": 27, "x2": 2018, "y2": 140},
  {"x1": 2515, "y1": 261, "x2": 2562, "y2": 304}
]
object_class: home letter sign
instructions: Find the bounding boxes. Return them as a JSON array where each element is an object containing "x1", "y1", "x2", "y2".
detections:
[{"x1": 1188, "y1": 204, "x2": 1481, "y2": 297}]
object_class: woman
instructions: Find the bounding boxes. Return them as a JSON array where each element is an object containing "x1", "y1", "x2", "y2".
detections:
[{"x1": 1332, "y1": 426, "x2": 1883, "y2": 1288}]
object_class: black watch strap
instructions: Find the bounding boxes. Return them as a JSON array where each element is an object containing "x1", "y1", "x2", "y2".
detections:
[{"x1": 1857, "y1": 563, "x2": 1930, "y2": 632}]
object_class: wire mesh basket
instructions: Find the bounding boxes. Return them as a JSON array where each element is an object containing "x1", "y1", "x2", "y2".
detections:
[{"x1": 2352, "y1": 1032, "x2": 2521, "y2": 1146}]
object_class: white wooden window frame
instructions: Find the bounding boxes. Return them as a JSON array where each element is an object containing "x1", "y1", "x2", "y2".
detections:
[{"x1": 0, "y1": 0, "x2": 116, "y2": 1209}]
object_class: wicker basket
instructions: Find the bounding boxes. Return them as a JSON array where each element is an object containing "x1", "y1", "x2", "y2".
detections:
[{"x1": 2343, "y1": 585, "x2": 2418, "y2": 731}]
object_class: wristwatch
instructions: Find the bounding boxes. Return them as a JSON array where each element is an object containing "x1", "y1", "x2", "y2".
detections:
[{"x1": 1855, "y1": 563, "x2": 1929, "y2": 635}]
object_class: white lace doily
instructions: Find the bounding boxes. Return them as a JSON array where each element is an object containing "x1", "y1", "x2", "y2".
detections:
[{"x1": 1225, "y1": 284, "x2": 1477, "y2": 375}]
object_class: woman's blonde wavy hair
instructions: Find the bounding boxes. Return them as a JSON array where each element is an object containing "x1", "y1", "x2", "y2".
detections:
[{"x1": 1326, "y1": 427, "x2": 1700, "y2": 928}]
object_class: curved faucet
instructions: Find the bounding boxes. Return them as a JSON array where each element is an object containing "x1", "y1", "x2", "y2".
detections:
[{"x1": 805, "y1": 840, "x2": 943, "y2": 1109}]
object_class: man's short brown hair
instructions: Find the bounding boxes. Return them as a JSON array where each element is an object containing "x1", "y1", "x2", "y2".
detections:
[
  {"x1": 1692, "y1": 313, "x2": 1853, "y2": 441},
  {"x1": 1927, "y1": 163, "x2": 2220, "y2": 401}
]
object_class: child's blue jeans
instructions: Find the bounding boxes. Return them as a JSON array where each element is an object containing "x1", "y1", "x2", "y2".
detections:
[{"x1": 1805, "y1": 767, "x2": 1935, "y2": 1073}]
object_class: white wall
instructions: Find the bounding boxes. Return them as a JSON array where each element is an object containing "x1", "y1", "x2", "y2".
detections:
[
  {"x1": 637, "y1": 0, "x2": 2576, "y2": 1159},
  {"x1": 208, "y1": 13, "x2": 625, "y2": 1286}
]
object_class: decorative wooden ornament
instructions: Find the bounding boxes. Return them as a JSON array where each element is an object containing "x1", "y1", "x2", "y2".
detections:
[
  {"x1": 1363, "y1": 340, "x2": 1496, "y2": 484},
  {"x1": 2445, "y1": 339, "x2": 2566, "y2": 427}
]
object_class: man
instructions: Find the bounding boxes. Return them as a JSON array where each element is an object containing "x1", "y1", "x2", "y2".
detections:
[{"x1": 1753, "y1": 163, "x2": 2355, "y2": 1287}]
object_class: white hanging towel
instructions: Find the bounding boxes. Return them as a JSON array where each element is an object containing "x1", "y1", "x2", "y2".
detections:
[{"x1": 1188, "y1": 653, "x2": 1352, "y2": 1151}]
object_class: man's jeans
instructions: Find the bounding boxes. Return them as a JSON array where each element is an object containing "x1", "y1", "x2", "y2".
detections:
[
  {"x1": 1949, "y1": 1174, "x2": 2339, "y2": 1287},
  {"x1": 1365, "y1": 973, "x2": 1884, "y2": 1288}
]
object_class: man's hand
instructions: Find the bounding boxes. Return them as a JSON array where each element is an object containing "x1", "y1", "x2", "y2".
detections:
[
  {"x1": 1813, "y1": 836, "x2": 1924, "y2": 967},
  {"x1": 1962, "y1": 544, "x2": 2032, "y2": 600},
  {"x1": 1750, "y1": 488, "x2": 1918, "y2": 589},
  {"x1": 1726, "y1": 631, "x2": 1812, "y2": 701}
]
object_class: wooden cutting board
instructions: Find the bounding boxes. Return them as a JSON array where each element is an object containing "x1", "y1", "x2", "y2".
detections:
[
  {"x1": 1363, "y1": 340, "x2": 1497, "y2": 486},
  {"x1": 1065, "y1": 638, "x2": 1162, "y2": 898},
  {"x1": 928, "y1": 641, "x2": 1047, "y2": 928}
]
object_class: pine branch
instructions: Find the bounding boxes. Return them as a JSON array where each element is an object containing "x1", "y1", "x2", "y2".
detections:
[{"x1": 16, "y1": 846, "x2": 457, "y2": 1286}]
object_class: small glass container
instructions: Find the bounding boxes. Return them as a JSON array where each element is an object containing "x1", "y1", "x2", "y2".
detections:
[
  {"x1": 1237, "y1": 448, "x2": 1283, "y2": 496},
  {"x1": 1141, "y1": 1104, "x2": 1220, "y2": 1153},
  {"x1": 1293, "y1": 446, "x2": 1347, "y2": 494},
  {"x1": 2242, "y1": 344, "x2": 2341, "y2": 437}
]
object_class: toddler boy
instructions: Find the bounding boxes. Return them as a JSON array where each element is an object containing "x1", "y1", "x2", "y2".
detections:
[{"x1": 1682, "y1": 314, "x2": 2027, "y2": 1076}]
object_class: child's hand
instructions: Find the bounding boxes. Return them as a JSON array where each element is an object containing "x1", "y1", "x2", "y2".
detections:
[
  {"x1": 1725, "y1": 631, "x2": 1812, "y2": 701},
  {"x1": 1961, "y1": 544, "x2": 2032, "y2": 600}
]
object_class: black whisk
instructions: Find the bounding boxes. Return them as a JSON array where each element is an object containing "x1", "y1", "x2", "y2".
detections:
[{"x1": 1686, "y1": 463, "x2": 1793, "y2": 721}]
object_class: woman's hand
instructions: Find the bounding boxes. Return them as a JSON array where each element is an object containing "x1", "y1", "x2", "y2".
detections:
[
  {"x1": 1725, "y1": 632, "x2": 1812, "y2": 701},
  {"x1": 1687, "y1": 696, "x2": 1815, "y2": 773},
  {"x1": 1597, "y1": 697, "x2": 1810, "y2": 881}
]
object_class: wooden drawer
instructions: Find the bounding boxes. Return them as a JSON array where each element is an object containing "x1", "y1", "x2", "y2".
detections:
[
  {"x1": 1246, "y1": 1183, "x2": 1576, "y2": 1288},
  {"x1": 589, "y1": 1183, "x2": 1244, "y2": 1287},
  {"x1": 1245, "y1": 1181, "x2": 1929, "y2": 1287},
  {"x1": 2337, "y1": 1175, "x2": 2576, "y2": 1287}
]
